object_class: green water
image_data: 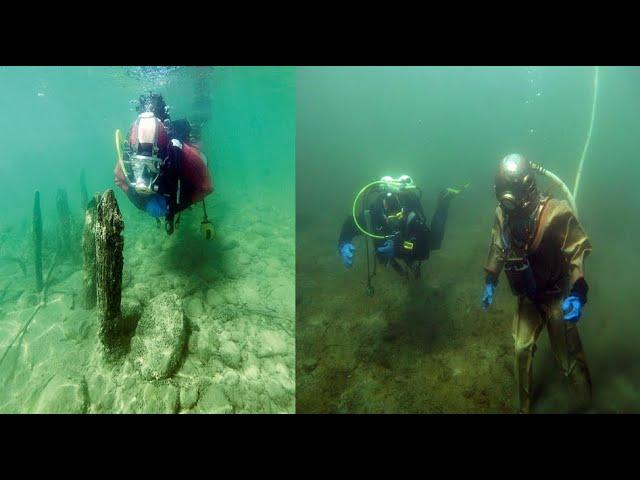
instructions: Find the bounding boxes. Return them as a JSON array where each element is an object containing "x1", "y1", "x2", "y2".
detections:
[
  {"x1": 296, "y1": 66, "x2": 640, "y2": 413},
  {"x1": 0, "y1": 66, "x2": 295, "y2": 413}
]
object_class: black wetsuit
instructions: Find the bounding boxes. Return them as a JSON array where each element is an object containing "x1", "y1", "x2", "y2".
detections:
[{"x1": 338, "y1": 190, "x2": 452, "y2": 277}]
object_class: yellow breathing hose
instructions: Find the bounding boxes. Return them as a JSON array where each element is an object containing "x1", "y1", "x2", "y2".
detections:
[{"x1": 115, "y1": 129, "x2": 127, "y2": 178}]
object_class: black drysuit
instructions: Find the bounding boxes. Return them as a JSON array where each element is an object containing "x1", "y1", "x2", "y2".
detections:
[{"x1": 338, "y1": 190, "x2": 452, "y2": 276}]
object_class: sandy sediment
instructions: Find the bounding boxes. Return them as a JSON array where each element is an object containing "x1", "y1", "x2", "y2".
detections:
[{"x1": 0, "y1": 189, "x2": 294, "y2": 413}]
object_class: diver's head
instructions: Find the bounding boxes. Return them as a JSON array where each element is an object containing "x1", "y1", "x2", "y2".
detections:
[
  {"x1": 136, "y1": 92, "x2": 170, "y2": 122},
  {"x1": 381, "y1": 191, "x2": 404, "y2": 228},
  {"x1": 495, "y1": 153, "x2": 540, "y2": 216}
]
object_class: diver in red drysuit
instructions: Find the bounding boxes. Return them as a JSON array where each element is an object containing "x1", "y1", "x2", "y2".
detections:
[{"x1": 114, "y1": 92, "x2": 213, "y2": 235}]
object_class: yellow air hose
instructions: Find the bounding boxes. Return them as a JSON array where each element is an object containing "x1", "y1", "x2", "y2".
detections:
[{"x1": 115, "y1": 129, "x2": 127, "y2": 178}]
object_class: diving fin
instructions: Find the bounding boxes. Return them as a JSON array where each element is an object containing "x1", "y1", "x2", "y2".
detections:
[{"x1": 442, "y1": 182, "x2": 470, "y2": 200}]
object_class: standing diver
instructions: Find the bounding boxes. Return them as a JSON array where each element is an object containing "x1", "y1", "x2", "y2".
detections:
[
  {"x1": 338, "y1": 175, "x2": 460, "y2": 287},
  {"x1": 481, "y1": 153, "x2": 593, "y2": 413},
  {"x1": 114, "y1": 92, "x2": 214, "y2": 236}
]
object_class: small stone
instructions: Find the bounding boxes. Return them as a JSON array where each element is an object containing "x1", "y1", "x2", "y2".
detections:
[
  {"x1": 180, "y1": 384, "x2": 200, "y2": 410},
  {"x1": 198, "y1": 383, "x2": 232, "y2": 413},
  {"x1": 184, "y1": 295, "x2": 204, "y2": 319},
  {"x1": 188, "y1": 330, "x2": 199, "y2": 354},
  {"x1": 205, "y1": 289, "x2": 225, "y2": 308},
  {"x1": 220, "y1": 341, "x2": 242, "y2": 369},
  {"x1": 256, "y1": 330, "x2": 289, "y2": 358},
  {"x1": 141, "y1": 383, "x2": 179, "y2": 413}
]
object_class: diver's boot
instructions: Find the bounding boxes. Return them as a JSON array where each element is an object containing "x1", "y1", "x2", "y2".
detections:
[
  {"x1": 165, "y1": 217, "x2": 175, "y2": 236},
  {"x1": 564, "y1": 324, "x2": 593, "y2": 412},
  {"x1": 514, "y1": 339, "x2": 537, "y2": 414},
  {"x1": 412, "y1": 262, "x2": 422, "y2": 279},
  {"x1": 390, "y1": 259, "x2": 406, "y2": 277}
]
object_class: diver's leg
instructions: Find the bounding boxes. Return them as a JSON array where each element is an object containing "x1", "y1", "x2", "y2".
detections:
[
  {"x1": 513, "y1": 296, "x2": 546, "y2": 413},
  {"x1": 545, "y1": 300, "x2": 592, "y2": 411},
  {"x1": 429, "y1": 192, "x2": 452, "y2": 251},
  {"x1": 165, "y1": 213, "x2": 175, "y2": 235},
  {"x1": 389, "y1": 258, "x2": 407, "y2": 277}
]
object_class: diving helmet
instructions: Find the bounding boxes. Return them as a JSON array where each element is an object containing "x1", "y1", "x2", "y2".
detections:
[
  {"x1": 124, "y1": 112, "x2": 169, "y2": 195},
  {"x1": 494, "y1": 154, "x2": 540, "y2": 215}
]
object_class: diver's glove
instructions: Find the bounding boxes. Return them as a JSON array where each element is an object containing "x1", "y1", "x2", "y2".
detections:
[
  {"x1": 339, "y1": 242, "x2": 355, "y2": 268},
  {"x1": 563, "y1": 278, "x2": 588, "y2": 323},
  {"x1": 377, "y1": 239, "x2": 395, "y2": 259},
  {"x1": 562, "y1": 296, "x2": 582, "y2": 322},
  {"x1": 145, "y1": 194, "x2": 169, "y2": 218},
  {"x1": 481, "y1": 274, "x2": 497, "y2": 310}
]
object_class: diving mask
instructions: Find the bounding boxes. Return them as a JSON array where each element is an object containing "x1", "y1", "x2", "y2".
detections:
[{"x1": 130, "y1": 154, "x2": 162, "y2": 195}]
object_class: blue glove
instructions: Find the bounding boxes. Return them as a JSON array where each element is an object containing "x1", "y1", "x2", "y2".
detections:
[
  {"x1": 339, "y1": 242, "x2": 355, "y2": 268},
  {"x1": 562, "y1": 295, "x2": 583, "y2": 322},
  {"x1": 481, "y1": 282, "x2": 496, "y2": 310},
  {"x1": 377, "y1": 239, "x2": 395, "y2": 258},
  {"x1": 145, "y1": 194, "x2": 169, "y2": 218}
]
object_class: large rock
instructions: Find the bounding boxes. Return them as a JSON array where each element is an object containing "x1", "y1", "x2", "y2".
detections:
[{"x1": 130, "y1": 292, "x2": 186, "y2": 380}]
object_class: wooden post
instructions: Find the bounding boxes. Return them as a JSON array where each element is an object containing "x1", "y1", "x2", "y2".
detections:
[
  {"x1": 95, "y1": 189, "x2": 124, "y2": 351},
  {"x1": 56, "y1": 188, "x2": 72, "y2": 260},
  {"x1": 32, "y1": 191, "x2": 43, "y2": 292},
  {"x1": 80, "y1": 169, "x2": 89, "y2": 212},
  {"x1": 82, "y1": 194, "x2": 101, "y2": 309}
]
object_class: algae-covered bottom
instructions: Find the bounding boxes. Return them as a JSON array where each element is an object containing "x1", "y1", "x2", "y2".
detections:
[
  {"x1": 0, "y1": 190, "x2": 294, "y2": 413},
  {"x1": 295, "y1": 212, "x2": 623, "y2": 414}
]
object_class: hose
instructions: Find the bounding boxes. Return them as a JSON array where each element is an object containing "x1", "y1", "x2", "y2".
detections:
[
  {"x1": 115, "y1": 129, "x2": 126, "y2": 177},
  {"x1": 572, "y1": 66, "x2": 600, "y2": 214},
  {"x1": 351, "y1": 181, "x2": 400, "y2": 240},
  {"x1": 531, "y1": 162, "x2": 577, "y2": 213}
]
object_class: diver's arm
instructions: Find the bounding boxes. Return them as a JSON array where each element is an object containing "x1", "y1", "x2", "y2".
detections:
[
  {"x1": 480, "y1": 210, "x2": 504, "y2": 309},
  {"x1": 338, "y1": 214, "x2": 363, "y2": 246},
  {"x1": 560, "y1": 211, "x2": 592, "y2": 304},
  {"x1": 126, "y1": 189, "x2": 150, "y2": 212},
  {"x1": 483, "y1": 209, "x2": 506, "y2": 281},
  {"x1": 427, "y1": 192, "x2": 453, "y2": 251}
]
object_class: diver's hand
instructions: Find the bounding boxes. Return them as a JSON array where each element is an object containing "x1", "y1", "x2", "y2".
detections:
[
  {"x1": 145, "y1": 194, "x2": 168, "y2": 218},
  {"x1": 339, "y1": 242, "x2": 355, "y2": 268},
  {"x1": 562, "y1": 295, "x2": 583, "y2": 323},
  {"x1": 481, "y1": 282, "x2": 496, "y2": 310},
  {"x1": 376, "y1": 239, "x2": 395, "y2": 259}
]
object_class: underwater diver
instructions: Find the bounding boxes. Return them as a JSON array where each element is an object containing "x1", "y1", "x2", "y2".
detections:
[
  {"x1": 338, "y1": 175, "x2": 460, "y2": 282},
  {"x1": 114, "y1": 92, "x2": 214, "y2": 237},
  {"x1": 481, "y1": 153, "x2": 592, "y2": 414}
]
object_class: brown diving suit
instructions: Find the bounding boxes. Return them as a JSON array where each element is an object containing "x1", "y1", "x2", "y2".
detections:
[{"x1": 484, "y1": 196, "x2": 593, "y2": 413}]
